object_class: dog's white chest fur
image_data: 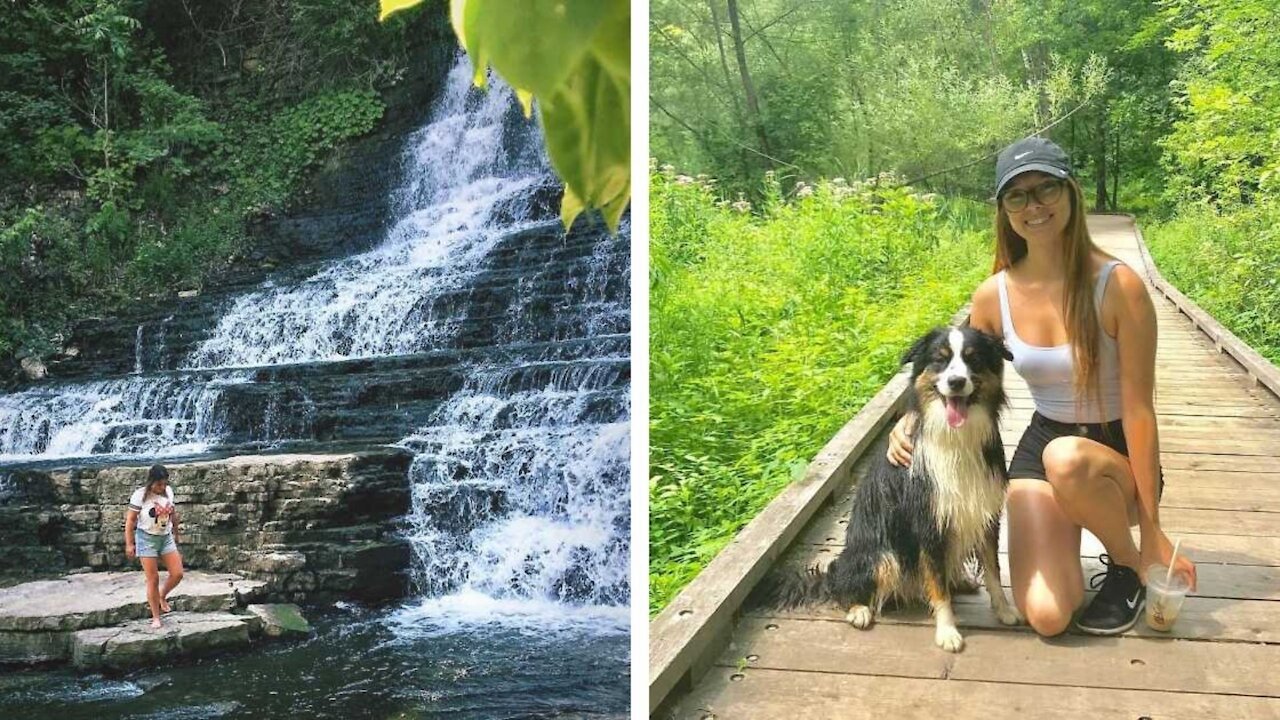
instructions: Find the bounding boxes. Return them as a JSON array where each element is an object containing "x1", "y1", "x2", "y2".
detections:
[{"x1": 913, "y1": 405, "x2": 1004, "y2": 555}]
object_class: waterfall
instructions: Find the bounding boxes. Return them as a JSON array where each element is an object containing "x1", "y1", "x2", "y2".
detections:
[
  {"x1": 184, "y1": 61, "x2": 548, "y2": 370},
  {"x1": 0, "y1": 55, "x2": 630, "y2": 629}
]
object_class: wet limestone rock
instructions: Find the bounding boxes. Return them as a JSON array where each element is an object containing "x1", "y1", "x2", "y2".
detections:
[
  {"x1": 0, "y1": 571, "x2": 265, "y2": 665},
  {"x1": 71, "y1": 612, "x2": 253, "y2": 670},
  {"x1": 245, "y1": 603, "x2": 311, "y2": 638}
]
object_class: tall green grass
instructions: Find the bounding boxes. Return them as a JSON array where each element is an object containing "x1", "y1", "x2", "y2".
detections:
[
  {"x1": 1144, "y1": 201, "x2": 1280, "y2": 364},
  {"x1": 649, "y1": 168, "x2": 992, "y2": 613}
]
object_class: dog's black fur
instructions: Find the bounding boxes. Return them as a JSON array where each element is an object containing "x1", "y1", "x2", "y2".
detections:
[{"x1": 772, "y1": 325, "x2": 1022, "y2": 651}]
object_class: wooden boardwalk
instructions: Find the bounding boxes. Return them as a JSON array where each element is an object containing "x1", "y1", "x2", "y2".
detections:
[{"x1": 654, "y1": 215, "x2": 1280, "y2": 718}]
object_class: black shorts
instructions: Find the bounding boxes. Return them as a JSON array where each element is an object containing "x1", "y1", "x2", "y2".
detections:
[{"x1": 1008, "y1": 412, "x2": 1164, "y2": 498}]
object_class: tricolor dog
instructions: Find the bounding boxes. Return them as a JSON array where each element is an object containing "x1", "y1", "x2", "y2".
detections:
[{"x1": 776, "y1": 325, "x2": 1023, "y2": 651}]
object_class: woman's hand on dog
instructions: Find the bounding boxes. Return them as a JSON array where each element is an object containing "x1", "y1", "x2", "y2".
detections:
[
  {"x1": 887, "y1": 413, "x2": 916, "y2": 467},
  {"x1": 1142, "y1": 529, "x2": 1198, "y2": 591}
]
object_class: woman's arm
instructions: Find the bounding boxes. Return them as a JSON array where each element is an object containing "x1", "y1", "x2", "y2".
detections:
[
  {"x1": 1110, "y1": 265, "x2": 1197, "y2": 589},
  {"x1": 124, "y1": 508, "x2": 138, "y2": 558}
]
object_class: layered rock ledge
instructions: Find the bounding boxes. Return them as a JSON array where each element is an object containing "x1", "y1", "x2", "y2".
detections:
[
  {"x1": 0, "y1": 448, "x2": 413, "y2": 603},
  {"x1": 0, "y1": 570, "x2": 312, "y2": 669}
]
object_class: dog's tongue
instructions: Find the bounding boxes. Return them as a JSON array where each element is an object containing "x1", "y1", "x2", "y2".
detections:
[{"x1": 945, "y1": 397, "x2": 969, "y2": 428}]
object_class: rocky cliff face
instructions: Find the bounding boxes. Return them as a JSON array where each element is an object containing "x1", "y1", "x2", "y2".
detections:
[{"x1": 0, "y1": 450, "x2": 412, "y2": 603}]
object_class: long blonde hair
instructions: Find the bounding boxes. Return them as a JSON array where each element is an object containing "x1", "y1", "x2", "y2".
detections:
[{"x1": 992, "y1": 177, "x2": 1109, "y2": 420}]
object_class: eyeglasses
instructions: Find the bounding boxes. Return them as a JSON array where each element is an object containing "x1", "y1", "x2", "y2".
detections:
[{"x1": 1000, "y1": 178, "x2": 1065, "y2": 212}]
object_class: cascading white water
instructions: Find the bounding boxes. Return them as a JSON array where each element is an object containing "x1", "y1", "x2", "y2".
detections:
[
  {"x1": 0, "y1": 375, "x2": 244, "y2": 463},
  {"x1": 391, "y1": 230, "x2": 630, "y2": 634},
  {"x1": 0, "y1": 59, "x2": 560, "y2": 465},
  {"x1": 184, "y1": 62, "x2": 547, "y2": 370}
]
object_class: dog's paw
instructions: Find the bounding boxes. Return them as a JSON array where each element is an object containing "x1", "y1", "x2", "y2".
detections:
[
  {"x1": 845, "y1": 605, "x2": 873, "y2": 629},
  {"x1": 995, "y1": 604, "x2": 1023, "y2": 626},
  {"x1": 935, "y1": 625, "x2": 964, "y2": 653}
]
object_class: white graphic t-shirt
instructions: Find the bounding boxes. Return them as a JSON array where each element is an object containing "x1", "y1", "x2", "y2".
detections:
[{"x1": 129, "y1": 486, "x2": 176, "y2": 535}]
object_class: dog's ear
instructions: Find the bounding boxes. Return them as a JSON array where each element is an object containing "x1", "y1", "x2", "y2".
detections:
[
  {"x1": 900, "y1": 328, "x2": 940, "y2": 368},
  {"x1": 974, "y1": 328, "x2": 1013, "y2": 361}
]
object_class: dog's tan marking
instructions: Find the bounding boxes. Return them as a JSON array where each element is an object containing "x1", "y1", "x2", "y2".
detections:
[
  {"x1": 919, "y1": 552, "x2": 948, "y2": 606},
  {"x1": 921, "y1": 552, "x2": 964, "y2": 652}
]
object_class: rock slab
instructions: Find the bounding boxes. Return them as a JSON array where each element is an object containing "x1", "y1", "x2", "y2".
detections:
[
  {"x1": 71, "y1": 611, "x2": 253, "y2": 670},
  {"x1": 0, "y1": 571, "x2": 266, "y2": 665},
  {"x1": 245, "y1": 603, "x2": 311, "y2": 638}
]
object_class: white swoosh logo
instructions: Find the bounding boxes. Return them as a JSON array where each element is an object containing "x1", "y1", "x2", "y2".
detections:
[
  {"x1": 1126, "y1": 590, "x2": 1142, "y2": 610},
  {"x1": 1014, "y1": 151, "x2": 1033, "y2": 160}
]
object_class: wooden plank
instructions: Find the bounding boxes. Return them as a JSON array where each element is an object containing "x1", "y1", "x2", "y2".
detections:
[
  {"x1": 1161, "y1": 452, "x2": 1280, "y2": 472},
  {"x1": 783, "y1": 542, "x2": 1280, "y2": 601},
  {"x1": 997, "y1": 438, "x2": 1280, "y2": 459},
  {"x1": 668, "y1": 666, "x2": 1280, "y2": 720},
  {"x1": 803, "y1": 496, "x2": 1280, "y2": 541},
  {"x1": 1004, "y1": 400, "x2": 1280, "y2": 419},
  {"x1": 994, "y1": 530, "x2": 1280, "y2": 568},
  {"x1": 713, "y1": 618, "x2": 1280, "y2": 698},
  {"x1": 746, "y1": 591, "x2": 1280, "y2": 644},
  {"x1": 1160, "y1": 485, "x2": 1280, "y2": 513}
]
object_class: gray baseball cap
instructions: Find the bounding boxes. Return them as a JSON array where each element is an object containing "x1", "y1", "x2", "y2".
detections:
[{"x1": 995, "y1": 137, "x2": 1072, "y2": 197}]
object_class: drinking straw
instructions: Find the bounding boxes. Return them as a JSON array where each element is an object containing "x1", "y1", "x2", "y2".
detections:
[{"x1": 1165, "y1": 538, "x2": 1182, "y2": 587}]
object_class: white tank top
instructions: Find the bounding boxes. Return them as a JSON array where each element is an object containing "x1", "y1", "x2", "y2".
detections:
[{"x1": 996, "y1": 260, "x2": 1124, "y2": 423}]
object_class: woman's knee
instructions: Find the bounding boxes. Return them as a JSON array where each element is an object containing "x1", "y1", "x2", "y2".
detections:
[
  {"x1": 1042, "y1": 437, "x2": 1088, "y2": 489},
  {"x1": 1019, "y1": 594, "x2": 1074, "y2": 637}
]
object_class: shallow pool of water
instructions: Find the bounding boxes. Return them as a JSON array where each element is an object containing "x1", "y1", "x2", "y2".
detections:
[{"x1": 0, "y1": 605, "x2": 629, "y2": 720}]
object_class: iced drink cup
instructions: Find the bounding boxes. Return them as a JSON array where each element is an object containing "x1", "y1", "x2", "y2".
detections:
[{"x1": 1145, "y1": 564, "x2": 1191, "y2": 631}]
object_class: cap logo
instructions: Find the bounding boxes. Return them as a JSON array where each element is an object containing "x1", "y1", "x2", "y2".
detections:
[{"x1": 1014, "y1": 151, "x2": 1032, "y2": 160}]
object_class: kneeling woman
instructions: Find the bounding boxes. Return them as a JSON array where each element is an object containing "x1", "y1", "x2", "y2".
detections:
[
  {"x1": 889, "y1": 137, "x2": 1196, "y2": 636},
  {"x1": 125, "y1": 464, "x2": 185, "y2": 628}
]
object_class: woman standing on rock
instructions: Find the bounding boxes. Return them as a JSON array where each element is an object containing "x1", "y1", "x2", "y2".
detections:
[{"x1": 124, "y1": 464, "x2": 184, "y2": 628}]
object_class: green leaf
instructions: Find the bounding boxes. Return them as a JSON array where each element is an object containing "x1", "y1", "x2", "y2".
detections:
[
  {"x1": 379, "y1": 0, "x2": 426, "y2": 21},
  {"x1": 461, "y1": 0, "x2": 613, "y2": 98},
  {"x1": 539, "y1": 49, "x2": 630, "y2": 231}
]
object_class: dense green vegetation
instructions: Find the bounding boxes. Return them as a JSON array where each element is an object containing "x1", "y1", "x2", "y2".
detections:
[
  {"x1": 649, "y1": 168, "x2": 990, "y2": 611},
  {"x1": 650, "y1": 0, "x2": 1280, "y2": 610},
  {"x1": 0, "y1": 0, "x2": 430, "y2": 363},
  {"x1": 1144, "y1": 1, "x2": 1280, "y2": 365}
]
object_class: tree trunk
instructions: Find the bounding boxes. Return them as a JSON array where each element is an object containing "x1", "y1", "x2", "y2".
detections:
[
  {"x1": 1094, "y1": 110, "x2": 1108, "y2": 210},
  {"x1": 707, "y1": 0, "x2": 750, "y2": 176},
  {"x1": 1111, "y1": 130, "x2": 1120, "y2": 210},
  {"x1": 726, "y1": 0, "x2": 772, "y2": 164}
]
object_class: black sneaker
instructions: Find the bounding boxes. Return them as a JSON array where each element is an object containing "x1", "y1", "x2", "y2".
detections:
[{"x1": 1076, "y1": 554, "x2": 1146, "y2": 635}]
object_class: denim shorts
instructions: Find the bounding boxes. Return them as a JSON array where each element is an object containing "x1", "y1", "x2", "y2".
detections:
[
  {"x1": 1009, "y1": 412, "x2": 1164, "y2": 499},
  {"x1": 134, "y1": 528, "x2": 178, "y2": 558}
]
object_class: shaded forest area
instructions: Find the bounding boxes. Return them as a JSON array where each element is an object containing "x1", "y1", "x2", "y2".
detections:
[
  {"x1": 651, "y1": 0, "x2": 1274, "y2": 214},
  {"x1": 649, "y1": 0, "x2": 1280, "y2": 611},
  {"x1": 0, "y1": 0, "x2": 441, "y2": 372}
]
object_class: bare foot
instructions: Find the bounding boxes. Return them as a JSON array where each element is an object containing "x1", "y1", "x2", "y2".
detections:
[
  {"x1": 150, "y1": 618, "x2": 163, "y2": 629},
  {"x1": 159, "y1": 599, "x2": 172, "y2": 613}
]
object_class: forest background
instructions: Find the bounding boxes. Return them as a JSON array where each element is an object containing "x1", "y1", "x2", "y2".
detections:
[
  {"x1": 649, "y1": 0, "x2": 1280, "y2": 611},
  {"x1": 0, "y1": 0, "x2": 425, "y2": 371}
]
